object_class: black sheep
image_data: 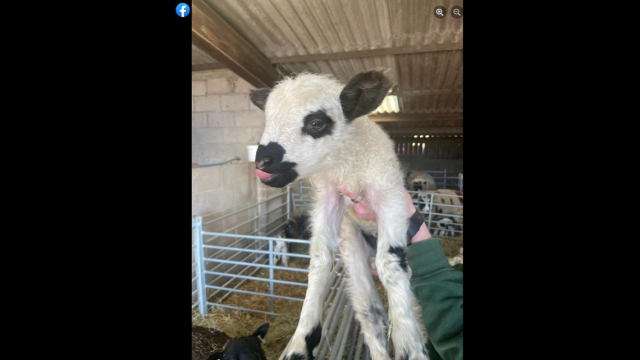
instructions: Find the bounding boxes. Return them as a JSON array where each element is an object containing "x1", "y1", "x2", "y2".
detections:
[{"x1": 192, "y1": 323, "x2": 269, "y2": 360}]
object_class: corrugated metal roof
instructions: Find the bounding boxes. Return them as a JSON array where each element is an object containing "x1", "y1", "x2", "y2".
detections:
[{"x1": 194, "y1": 0, "x2": 463, "y2": 121}]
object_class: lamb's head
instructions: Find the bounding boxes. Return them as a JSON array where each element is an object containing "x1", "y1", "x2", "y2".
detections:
[
  {"x1": 437, "y1": 218, "x2": 454, "y2": 229},
  {"x1": 273, "y1": 238, "x2": 288, "y2": 265},
  {"x1": 418, "y1": 192, "x2": 430, "y2": 210},
  {"x1": 284, "y1": 214, "x2": 312, "y2": 240},
  {"x1": 250, "y1": 69, "x2": 392, "y2": 187},
  {"x1": 209, "y1": 323, "x2": 270, "y2": 360}
]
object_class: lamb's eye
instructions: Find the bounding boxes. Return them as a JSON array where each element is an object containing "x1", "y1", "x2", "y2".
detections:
[{"x1": 310, "y1": 120, "x2": 325, "y2": 131}]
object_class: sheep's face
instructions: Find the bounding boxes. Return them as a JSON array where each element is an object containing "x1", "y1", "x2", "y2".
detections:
[
  {"x1": 437, "y1": 218, "x2": 453, "y2": 229},
  {"x1": 250, "y1": 69, "x2": 392, "y2": 188},
  {"x1": 284, "y1": 214, "x2": 311, "y2": 240},
  {"x1": 273, "y1": 239, "x2": 287, "y2": 265}
]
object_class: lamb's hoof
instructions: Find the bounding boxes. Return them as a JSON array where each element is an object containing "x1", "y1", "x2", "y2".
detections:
[{"x1": 284, "y1": 323, "x2": 322, "y2": 360}]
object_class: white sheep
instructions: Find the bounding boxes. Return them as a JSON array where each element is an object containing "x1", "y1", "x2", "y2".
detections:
[
  {"x1": 434, "y1": 218, "x2": 456, "y2": 238},
  {"x1": 420, "y1": 189, "x2": 463, "y2": 225},
  {"x1": 448, "y1": 247, "x2": 463, "y2": 266},
  {"x1": 250, "y1": 69, "x2": 429, "y2": 360},
  {"x1": 407, "y1": 171, "x2": 436, "y2": 192},
  {"x1": 273, "y1": 235, "x2": 289, "y2": 267},
  {"x1": 416, "y1": 191, "x2": 430, "y2": 213}
]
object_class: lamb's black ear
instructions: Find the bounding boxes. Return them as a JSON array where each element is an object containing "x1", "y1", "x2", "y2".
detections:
[
  {"x1": 250, "y1": 88, "x2": 272, "y2": 111},
  {"x1": 252, "y1": 323, "x2": 269, "y2": 339},
  {"x1": 340, "y1": 68, "x2": 392, "y2": 122}
]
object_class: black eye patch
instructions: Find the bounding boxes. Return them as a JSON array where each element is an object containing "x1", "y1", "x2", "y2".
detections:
[{"x1": 301, "y1": 110, "x2": 334, "y2": 139}]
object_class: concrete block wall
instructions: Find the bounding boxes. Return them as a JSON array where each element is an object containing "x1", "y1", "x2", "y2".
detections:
[{"x1": 192, "y1": 69, "x2": 265, "y2": 166}]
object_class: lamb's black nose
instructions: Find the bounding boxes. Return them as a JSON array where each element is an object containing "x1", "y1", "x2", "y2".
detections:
[{"x1": 256, "y1": 156, "x2": 272, "y2": 170}]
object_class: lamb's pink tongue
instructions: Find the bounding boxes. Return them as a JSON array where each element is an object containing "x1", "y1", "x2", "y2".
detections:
[{"x1": 255, "y1": 169, "x2": 274, "y2": 180}]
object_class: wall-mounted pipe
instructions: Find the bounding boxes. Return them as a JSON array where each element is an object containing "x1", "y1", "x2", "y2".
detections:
[{"x1": 198, "y1": 156, "x2": 241, "y2": 167}]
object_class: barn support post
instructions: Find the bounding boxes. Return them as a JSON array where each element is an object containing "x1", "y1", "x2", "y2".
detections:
[
  {"x1": 427, "y1": 193, "x2": 434, "y2": 232},
  {"x1": 193, "y1": 216, "x2": 208, "y2": 316},
  {"x1": 286, "y1": 185, "x2": 291, "y2": 221},
  {"x1": 253, "y1": 205, "x2": 258, "y2": 261},
  {"x1": 269, "y1": 238, "x2": 275, "y2": 313}
]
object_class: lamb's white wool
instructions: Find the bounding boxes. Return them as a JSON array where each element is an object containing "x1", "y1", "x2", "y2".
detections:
[
  {"x1": 273, "y1": 237, "x2": 289, "y2": 267},
  {"x1": 251, "y1": 69, "x2": 428, "y2": 360},
  {"x1": 428, "y1": 189, "x2": 463, "y2": 224},
  {"x1": 417, "y1": 192, "x2": 430, "y2": 212},
  {"x1": 407, "y1": 171, "x2": 436, "y2": 192},
  {"x1": 448, "y1": 248, "x2": 463, "y2": 266}
]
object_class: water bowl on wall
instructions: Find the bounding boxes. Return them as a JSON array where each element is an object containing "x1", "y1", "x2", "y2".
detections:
[{"x1": 247, "y1": 145, "x2": 259, "y2": 162}]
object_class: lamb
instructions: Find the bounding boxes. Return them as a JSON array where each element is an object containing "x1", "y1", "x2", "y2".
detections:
[
  {"x1": 416, "y1": 192, "x2": 430, "y2": 212},
  {"x1": 286, "y1": 212, "x2": 380, "y2": 272},
  {"x1": 192, "y1": 323, "x2": 269, "y2": 360},
  {"x1": 284, "y1": 214, "x2": 313, "y2": 241},
  {"x1": 280, "y1": 214, "x2": 313, "y2": 261},
  {"x1": 273, "y1": 236, "x2": 290, "y2": 267},
  {"x1": 448, "y1": 247, "x2": 463, "y2": 266},
  {"x1": 434, "y1": 218, "x2": 456, "y2": 238},
  {"x1": 250, "y1": 69, "x2": 429, "y2": 360},
  {"x1": 419, "y1": 189, "x2": 463, "y2": 224},
  {"x1": 406, "y1": 171, "x2": 437, "y2": 192}
]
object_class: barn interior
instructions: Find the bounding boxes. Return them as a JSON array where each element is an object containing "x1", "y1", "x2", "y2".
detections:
[{"x1": 191, "y1": 1, "x2": 463, "y2": 360}]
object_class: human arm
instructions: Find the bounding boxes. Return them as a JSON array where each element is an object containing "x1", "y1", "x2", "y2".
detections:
[{"x1": 340, "y1": 186, "x2": 463, "y2": 360}]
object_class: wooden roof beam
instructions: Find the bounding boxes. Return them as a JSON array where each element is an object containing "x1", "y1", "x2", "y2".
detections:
[
  {"x1": 268, "y1": 43, "x2": 463, "y2": 64},
  {"x1": 191, "y1": 63, "x2": 227, "y2": 72},
  {"x1": 191, "y1": 0, "x2": 280, "y2": 88}
]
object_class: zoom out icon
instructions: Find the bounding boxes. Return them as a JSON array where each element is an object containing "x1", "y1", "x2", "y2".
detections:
[{"x1": 451, "y1": 6, "x2": 463, "y2": 18}]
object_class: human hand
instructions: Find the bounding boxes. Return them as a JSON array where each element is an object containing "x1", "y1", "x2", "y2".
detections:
[{"x1": 339, "y1": 186, "x2": 432, "y2": 276}]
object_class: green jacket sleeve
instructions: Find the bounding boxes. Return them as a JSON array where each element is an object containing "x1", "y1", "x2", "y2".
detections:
[{"x1": 407, "y1": 238, "x2": 463, "y2": 360}]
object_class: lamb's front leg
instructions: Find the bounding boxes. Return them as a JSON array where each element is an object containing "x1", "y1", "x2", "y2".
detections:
[
  {"x1": 372, "y1": 187, "x2": 429, "y2": 360},
  {"x1": 339, "y1": 218, "x2": 390, "y2": 360},
  {"x1": 284, "y1": 187, "x2": 345, "y2": 360}
]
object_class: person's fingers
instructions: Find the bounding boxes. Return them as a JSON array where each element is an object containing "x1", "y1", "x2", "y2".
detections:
[
  {"x1": 339, "y1": 187, "x2": 356, "y2": 198},
  {"x1": 340, "y1": 186, "x2": 377, "y2": 221},
  {"x1": 353, "y1": 201, "x2": 377, "y2": 221}
]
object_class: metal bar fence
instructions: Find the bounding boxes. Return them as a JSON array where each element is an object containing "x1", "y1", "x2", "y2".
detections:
[
  {"x1": 407, "y1": 169, "x2": 461, "y2": 190},
  {"x1": 193, "y1": 185, "x2": 305, "y2": 316},
  {"x1": 408, "y1": 190, "x2": 463, "y2": 237}
]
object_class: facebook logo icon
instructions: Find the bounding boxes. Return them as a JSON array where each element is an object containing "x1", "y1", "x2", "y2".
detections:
[{"x1": 176, "y1": 3, "x2": 190, "y2": 17}]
